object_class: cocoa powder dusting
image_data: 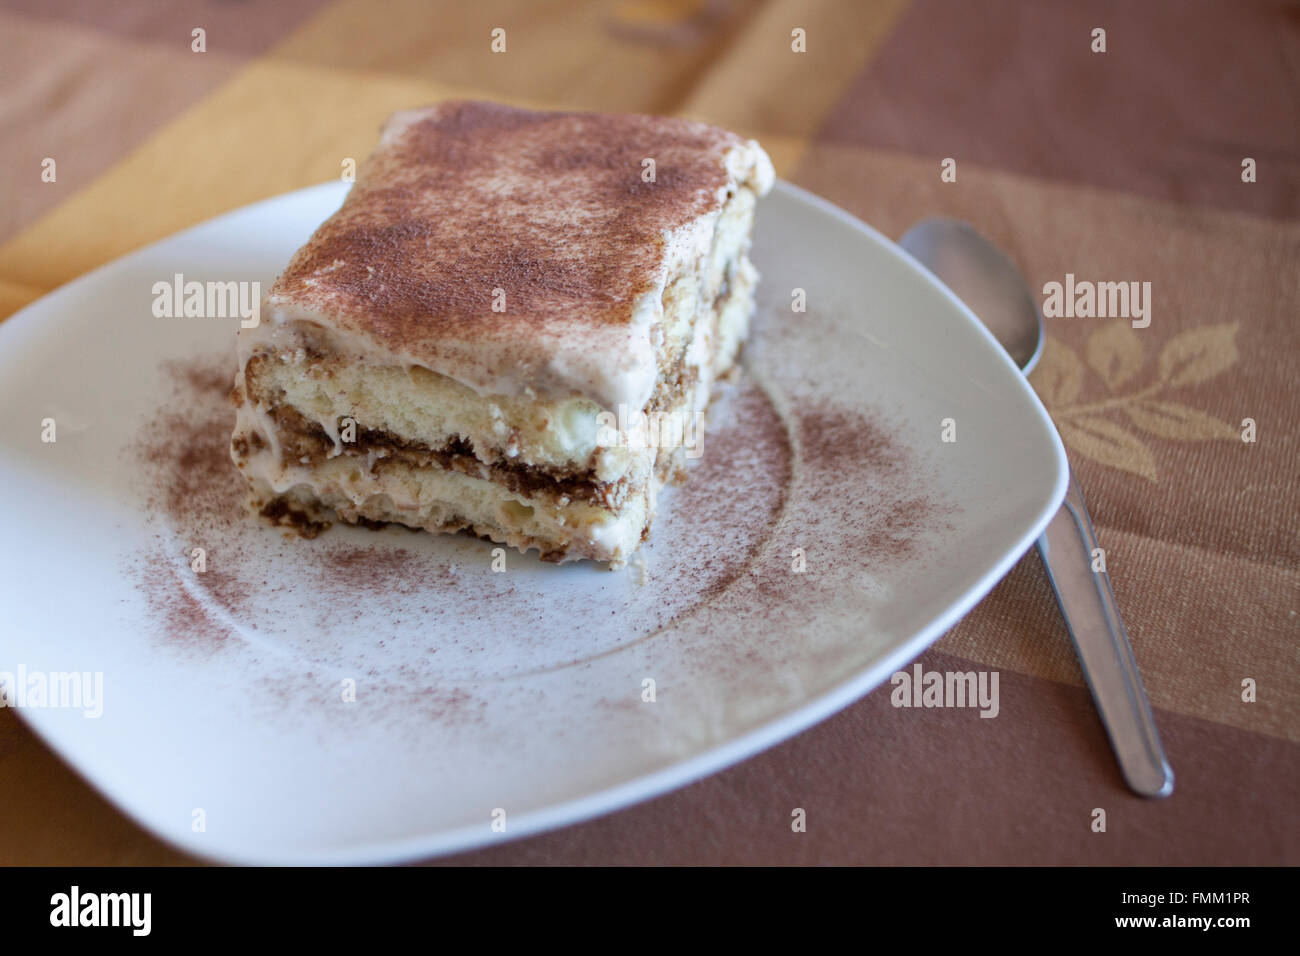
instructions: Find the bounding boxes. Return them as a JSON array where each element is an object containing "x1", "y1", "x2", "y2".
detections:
[
  {"x1": 135, "y1": 564, "x2": 231, "y2": 654},
  {"x1": 793, "y1": 401, "x2": 945, "y2": 562},
  {"x1": 127, "y1": 357, "x2": 495, "y2": 724},
  {"x1": 126, "y1": 349, "x2": 946, "y2": 726},
  {"x1": 273, "y1": 101, "x2": 742, "y2": 358},
  {"x1": 645, "y1": 382, "x2": 947, "y2": 645}
]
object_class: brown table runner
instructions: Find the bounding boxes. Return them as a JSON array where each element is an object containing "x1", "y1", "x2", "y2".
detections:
[{"x1": 1, "y1": 0, "x2": 1295, "y2": 865}]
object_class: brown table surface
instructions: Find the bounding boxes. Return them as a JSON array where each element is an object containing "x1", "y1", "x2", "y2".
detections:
[{"x1": 1, "y1": 0, "x2": 1296, "y2": 865}]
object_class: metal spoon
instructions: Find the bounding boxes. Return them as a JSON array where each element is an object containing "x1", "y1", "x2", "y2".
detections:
[{"x1": 901, "y1": 217, "x2": 1174, "y2": 798}]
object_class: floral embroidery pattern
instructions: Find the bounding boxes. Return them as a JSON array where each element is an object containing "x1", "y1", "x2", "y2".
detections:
[{"x1": 1029, "y1": 322, "x2": 1240, "y2": 481}]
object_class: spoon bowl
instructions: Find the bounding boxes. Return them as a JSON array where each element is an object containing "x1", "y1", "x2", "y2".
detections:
[{"x1": 901, "y1": 218, "x2": 1045, "y2": 373}]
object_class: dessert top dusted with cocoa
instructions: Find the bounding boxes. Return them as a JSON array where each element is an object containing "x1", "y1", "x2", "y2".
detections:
[{"x1": 257, "y1": 101, "x2": 773, "y2": 408}]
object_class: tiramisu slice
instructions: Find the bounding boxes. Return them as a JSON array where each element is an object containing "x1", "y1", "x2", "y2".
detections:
[{"x1": 231, "y1": 101, "x2": 773, "y2": 566}]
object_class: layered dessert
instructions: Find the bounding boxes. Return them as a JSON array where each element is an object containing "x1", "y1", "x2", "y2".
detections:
[{"x1": 230, "y1": 101, "x2": 773, "y2": 566}]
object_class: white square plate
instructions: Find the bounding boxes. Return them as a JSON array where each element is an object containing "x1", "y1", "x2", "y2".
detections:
[{"x1": 0, "y1": 181, "x2": 1067, "y2": 863}]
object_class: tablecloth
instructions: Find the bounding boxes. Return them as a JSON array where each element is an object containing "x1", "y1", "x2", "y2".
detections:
[{"x1": 0, "y1": 0, "x2": 1295, "y2": 865}]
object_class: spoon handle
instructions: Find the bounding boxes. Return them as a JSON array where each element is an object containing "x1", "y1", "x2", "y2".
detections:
[{"x1": 1036, "y1": 469, "x2": 1174, "y2": 798}]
